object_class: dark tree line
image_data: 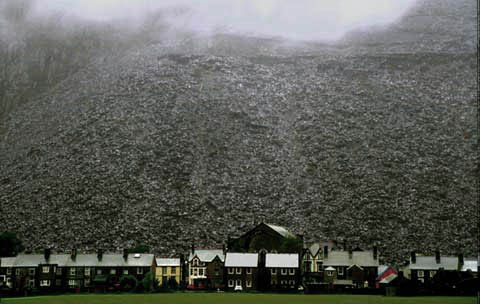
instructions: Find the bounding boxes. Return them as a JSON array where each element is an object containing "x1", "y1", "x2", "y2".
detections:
[{"x1": 0, "y1": 0, "x2": 167, "y2": 119}]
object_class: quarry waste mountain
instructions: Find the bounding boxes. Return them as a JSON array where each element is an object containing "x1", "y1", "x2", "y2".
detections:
[{"x1": 0, "y1": 0, "x2": 477, "y2": 263}]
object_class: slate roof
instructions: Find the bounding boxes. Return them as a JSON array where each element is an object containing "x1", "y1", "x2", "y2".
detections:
[
  {"x1": 324, "y1": 251, "x2": 379, "y2": 267},
  {"x1": 265, "y1": 253, "x2": 298, "y2": 268},
  {"x1": 2, "y1": 253, "x2": 154, "y2": 268},
  {"x1": 265, "y1": 224, "x2": 296, "y2": 238},
  {"x1": 461, "y1": 259, "x2": 477, "y2": 272},
  {"x1": 0, "y1": 257, "x2": 17, "y2": 267},
  {"x1": 189, "y1": 250, "x2": 225, "y2": 263},
  {"x1": 225, "y1": 253, "x2": 258, "y2": 267},
  {"x1": 409, "y1": 256, "x2": 458, "y2": 271},
  {"x1": 156, "y1": 258, "x2": 180, "y2": 267}
]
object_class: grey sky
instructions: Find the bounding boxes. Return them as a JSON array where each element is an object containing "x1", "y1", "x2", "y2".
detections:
[{"x1": 35, "y1": 0, "x2": 418, "y2": 41}]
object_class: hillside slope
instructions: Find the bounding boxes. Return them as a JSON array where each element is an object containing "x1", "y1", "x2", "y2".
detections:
[{"x1": 0, "y1": 0, "x2": 477, "y2": 262}]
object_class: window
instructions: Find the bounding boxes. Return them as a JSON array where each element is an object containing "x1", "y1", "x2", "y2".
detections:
[
  {"x1": 246, "y1": 280, "x2": 252, "y2": 287},
  {"x1": 215, "y1": 268, "x2": 219, "y2": 276},
  {"x1": 29, "y1": 279, "x2": 35, "y2": 287},
  {"x1": 193, "y1": 269, "x2": 198, "y2": 276},
  {"x1": 190, "y1": 268, "x2": 193, "y2": 275},
  {"x1": 246, "y1": 267, "x2": 252, "y2": 274},
  {"x1": 85, "y1": 268, "x2": 90, "y2": 276},
  {"x1": 7, "y1": 277, "x2": 12, "y2": 286},
  {"x1": 430, "y1": 271, "x2": 437, "y2": 277},
  {"x1": 97, "y1": 269, "x2": 102, "y2": 275},
  {"x1": 137, "y1": 268, "x2": 143, "y2": 274},
  {"x1": 289, "y1": 268, "x2": 295, "y2": 275},
  {"x1": 56, "y1": 279, "x2": 62, "y2": 286},
  {"x1": 29, "y1": 268, "x2": 35, "y2": 276},
  {"x1": 289, "y1": 280, "x2": 295, "y2": 288},
  {"x1": 338, "y1": 267, "x2": 344, "y2": 275},
  {"x1": 236, "y1": 279, "x2": 241, "y2": 287},
  {"x1": 16, "y1": 269, "x2": 21, "y2": 276},
  {"x1": 327, "y1": 271, "x2": 333, "y2": 277},
  {"x1": 40, "y1": 280, "x2": 50, "y2": 287},
  {"x1": 0, "y1": 275, "x2": 5, "y2": 283},
  {"x1": 7, "y1": 268, "x2": 11, "y2": 275},
  {"x1": 42, "y1": 266, "x2": 50, "y2": 274},
  {"x1": 281, "y1": 268, "x2": 287, "y2": 275},
  {"x1": 110, "y1": 269, "x2": 116, "y2": 275},
  {"x1": 316, "y1": 262, "x2": 323, "y2": 272},
  {"x1": 228, "y1": 267, "x2": 234, "y2": 274},
  {"x1": 85, "y1": 278, "x2": 90, "y2": 287},
  {"x1": 228, "y1": 280, "x2": 234, "y2": 287},
  {"x1": 162, "y1": 267, "x2": 167, "y2": 275},
  {"x1": 53, "y1": 266, "x2": 56, "y2": 273},
  {"x1": 199, "y1": 269, "x2": 204, "y2": 276},
  {"x1": 281, "y1": 280, "x2": 287, "y2": 285},
  {"x1": 70, "y1": 268, "x2": 76, "y2": 276},
  {"x1": 271, "y1": 279, "x2": 277, "y2": 285},
  {"x1": 193, "y1": 259, "x2": 198, "y2": 266},
  {"x1": 418, "y1": 278, "x2": 424, "y2": 283},
  {"x1": 68, "y1": 279, "x2": 77, "y2": 287},
  {"x1": 171, "y1": 267, "x2": 176, "y2": 275},
  {"x1": 124, "y1": 269, "x2": 129, "y2": 275},
  {"x1": 236, "y1": 267, "x2": 242, "y2": 274},
  {"x1": 271, "y1": 268, "x2": 277, "y2": 275},
  {"x1": 56, "y1": 268, "x2": 62, "y2": 275},
  {"x1": 417, "y1": 270, "x2": 424, "y2": 278}
]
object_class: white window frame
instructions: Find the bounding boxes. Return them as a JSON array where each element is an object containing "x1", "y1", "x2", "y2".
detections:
[
  {"x1": 29, "y1": 279, "x2": 35, "y2": 287},
  {"x1": 40, "y1": 280, "x2": 50, "y2": 287},
  {"x1": 193, "y1": 268, "x2": 198, "y2": 276},
  {"x1": 68, "y1": 279, "x2": 77, "y2": 287},
  {"x1": 271, "y1": 279, "x2": 277, "y2": 285},
  {"x1": 246, "y1": 267, "x2": 252, "y2": 274},
  {"x1": 430, "y1": 270, "x2": 436, "y2": 277},
  {"x1": 85, "y1": 278, "x2": 90, "y2": 287},
  {"x1": 124, "y1": 269, "x2": 129, "y2": 275},
  {"x1": 16, "y1": 269, "x2": 21, "y2": 276},
  {"x1": 228, "y1": 280, "x2": 234, "y2": 287},
  {"x1": 42, "y1": 266, "x2": 50, "y2": 274},
  {"x1": 246, "y1": 280, "x2": 252, "y2": 287},
  {"x1": 199, "y1": 268, "x2": 204, "y2": 276},
  {"x1": 228, "y1": 267, "x2": 234, "y2": 274},
  {"x1": 56, "y1": 267, "x2": 62, "y2": 275},
  {"x1": 417, "y1": 270, "x2": 424, "y2": 278},
  {"x1": 96, "y1": 269, "x2": 102, "y2": 275},
  {"x1": 110, "y1": 269, "x2": 116, "y2": 275},
  {"x1": 137, "y1": 267, "x2": 143, "y2": 275},
  {"x1": 289, "y1": 268, "x2": 295, "y2": 275},
  {"x1": 85, "y1": 268, "x2": 91, "y2": 276},
  {"x1": 271, "y1": 268, "x2": 277, "y2": 275},
  {"x1": 7, "y1": 277, "x2": 12, "y2": 286},
  {"x1": 6, "y1": 268, "x2": 12, "y2": 275},
  {"x1": 418, "y1": 278, "x2": 424, "y2": 283},
  {"x1": 236, "y1": 279, "x2": 242, "y2": 287},
  {"x1": 338, "y1": 267, "x2": 344, "y2": 275},
  {"x1": 327, "y1": 271, "x2": 333, "y2": 277},
  {"x1": 70, "y1": 268, "x2": 76, "y2": 276},
  {"x1": 289, "y1": 280, "x2": 295, "y2": 285},
  {"x1": 236, "y1": 267, "x2": 242, "y2": 274},
  {"x1": 281, "y1": 268, "x2": 287, "y2": 275},
  {"x1": 29, "y1": 268, "x2": 35, "y2": 276}
]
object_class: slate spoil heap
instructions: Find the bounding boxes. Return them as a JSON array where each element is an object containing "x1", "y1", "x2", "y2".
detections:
[{"x1": 0, "y1": 0, "x2": 477, "y2": 263}]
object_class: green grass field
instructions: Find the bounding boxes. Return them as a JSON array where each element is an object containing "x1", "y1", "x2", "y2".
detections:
[{"x1": 1, "y1": 293, "x2": 476, "y2": 304}]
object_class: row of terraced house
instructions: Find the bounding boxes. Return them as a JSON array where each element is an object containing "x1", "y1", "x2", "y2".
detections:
[{"x1": 0, "y1": 223, "x2": 478, "y2": 295}]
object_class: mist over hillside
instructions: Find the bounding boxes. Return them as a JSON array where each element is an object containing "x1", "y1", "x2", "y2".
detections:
[{"x1": 0, "y1": 0, "x2": 477, "y2": 263}]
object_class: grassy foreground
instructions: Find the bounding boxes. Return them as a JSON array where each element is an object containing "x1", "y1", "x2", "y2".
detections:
[{"x1": 1, "y1": 293, "x2": 476, "y2": 304}]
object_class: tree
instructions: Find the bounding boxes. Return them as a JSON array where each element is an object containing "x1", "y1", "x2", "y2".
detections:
[
  {"x1": 128, "y1": 243, "x2": 150, "y2": 253},
  {"x1": 141, "y1": 271, "x2": 154, "y2": 292},
  {"x1": 119, "y1": 275, "x2": 137, "y2": 292},
  {"x1": 279, "y1": 236, "x2": 302, "y2": 253},
  {"x1": 0, "y1": 232, "x2": 24, "y2": 257}
]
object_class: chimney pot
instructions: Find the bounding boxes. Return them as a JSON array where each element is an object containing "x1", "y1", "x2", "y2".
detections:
[
  {"x1": 435, "y1": 250, "x2": 441, "y2": 264},
  {"x1": 191, "y1": 243, "x2": 195, "y2": 255},
  {"x1": 123, "y1": 248, "x2": 129, "y2": 261},
  {"x1": 458, "y1": 253, "x2": 464, "y2": 267},
  {"x1": 323, "y1": 245, "x2": 329, "y2": 258},
  {"x1": 373, "y1": 246, "x2": 378, "y2": 260},
  {"x1": 98, "y1": 249, "x2": 103, "y2": 261}
]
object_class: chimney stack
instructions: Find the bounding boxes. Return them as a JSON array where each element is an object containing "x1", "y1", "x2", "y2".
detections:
[
  {"x1": 343, "y1": 239, "x2": 347, "y2": 251},
  {"x1": 222, "y1": 244, "x2": 226, "y2": 254},
  {"x1": 44, "y1": 248, "x2": 51, "y2": 261},
  {"x1": 71, "y1": 248, "x2": 77, "y2": 261},
  {"x1": 348, "y1": 248, "x2": 353, "y2": 260},
  {"x1": 458, "y1": 253, "x2": 464, "y2": 268},
  {"x1": 323, "y1": 246, "x2": 329, "y2": 259},
  {"x1": 410, "y1": 251, "x2": 416, "y2": 264},
  {"x1": 373, "y1": 246, "x2": 378, "y2": 260},
  {"x1": 97, "y1": 249, "x2": 103, "y2": 261},
  {"x1": 191, "y1": 243, "x2": 195, "y2": 255},
  {"x1": 123, "y1": 248, "x2": 129, "y2": 261},
  {"x1": 435, "y1": 250, "x2": 441, "y2": 264}
]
